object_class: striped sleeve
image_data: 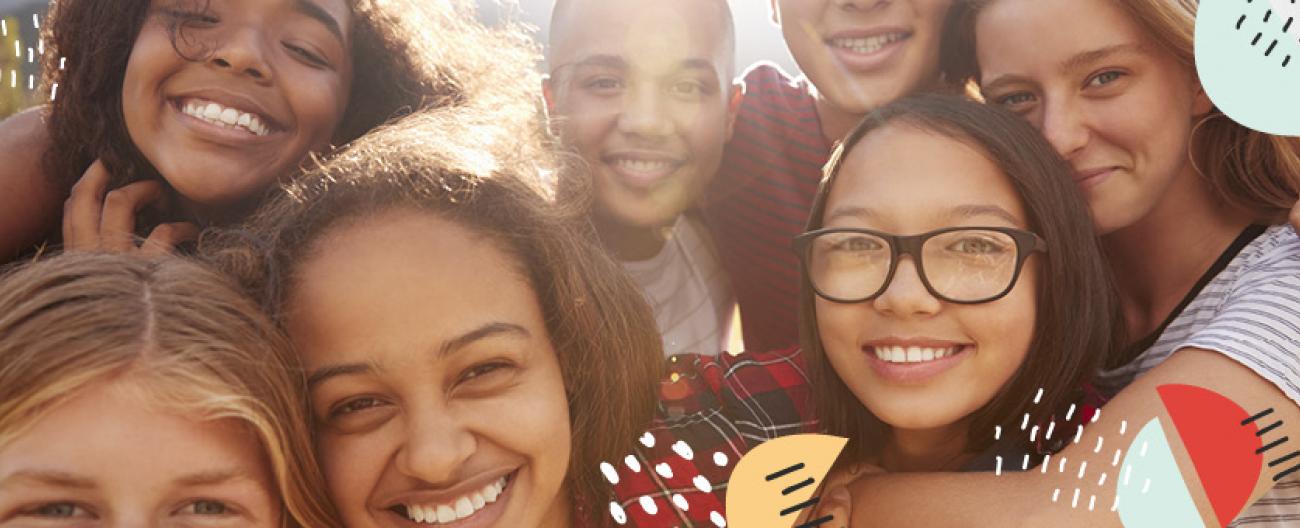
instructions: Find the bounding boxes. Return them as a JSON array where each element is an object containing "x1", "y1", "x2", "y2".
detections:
[{"x1": 1180, "y1": 228, "x2": 1300, "y2": 407}]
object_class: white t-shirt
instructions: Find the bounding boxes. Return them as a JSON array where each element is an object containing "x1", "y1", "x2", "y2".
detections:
[
  {"x1": 622, "y1": 214, "x2": 736, "y2": 357},
  {"x1": 1095, "y1": 225, "x2": 1300, "y2": 527}
]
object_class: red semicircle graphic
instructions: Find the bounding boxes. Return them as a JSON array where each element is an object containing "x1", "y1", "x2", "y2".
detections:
[{"x1": 1157, "y1": 384, "x2": 1265, "y2": 527}]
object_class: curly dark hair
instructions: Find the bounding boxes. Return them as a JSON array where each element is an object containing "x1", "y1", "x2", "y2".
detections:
[
  {"x1": 39, "y1": 0, "x2": 545, "y2": 221},
  {"x1": 202, "y1": 106, "x2": 663, "y2": 523}
]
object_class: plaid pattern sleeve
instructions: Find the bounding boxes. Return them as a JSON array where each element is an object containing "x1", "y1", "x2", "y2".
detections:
[{"x1": 602, "y1": 347, "x2": 818, "y2": 527}]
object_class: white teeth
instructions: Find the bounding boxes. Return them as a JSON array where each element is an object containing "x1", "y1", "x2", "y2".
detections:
[
  {"x1": 873, "y1": 345, "x2": 961, "y2": 364},
  {"x1": 179, "y1": 97, "x2": 271, "y2": 137},
  {"x1": 831, "y1": 33, "x2": 906, "y2": 54},
  {"x1": 614, "y1": 158, "x2": 675, "y2": 173},
  {"x1": 402, "y1": 475, "x2": 509, "y2": 524}
]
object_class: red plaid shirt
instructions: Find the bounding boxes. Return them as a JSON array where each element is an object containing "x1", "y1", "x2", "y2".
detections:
[{"x1": 602, "y1": 347, "x2": 817, "y2": 527}]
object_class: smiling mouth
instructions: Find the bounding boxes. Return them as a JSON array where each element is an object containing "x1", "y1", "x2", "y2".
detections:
[
  {"x1": 828, "y1": 32, "x2": 910, "y2": 54},
  {"x1": 174, "y1": 97, "x2": 274, "y2": 137},
  {"x1": 392, "y1": 473, "x2": 511, "y2": 525},
  {"x1": 870, "y1": 345, "x2": 964, "y2": 364}
]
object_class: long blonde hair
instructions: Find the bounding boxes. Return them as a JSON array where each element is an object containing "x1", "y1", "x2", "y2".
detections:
[
  {"x1": 949, "y1": 0, "x2": 1300, "y2": 221},
  {"x1": 0, "y1": 253, "x2": 339, "y2": 528}
]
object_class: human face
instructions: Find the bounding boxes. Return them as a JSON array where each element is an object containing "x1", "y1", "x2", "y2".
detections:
[
  {"x1": 122, "y1": 0, "x2": 353, "y2": 210},
  {"x1": 286, "y1": 209, "x2": 572, "y2": 528},
  {"x1": 770, "y1": 0, "x2": 952, "y2": 117},
  {"x1": 546, "y1": 0, "x2": 739, "y2": 229},
  {"x1": 0, "y1": 379, "x2": 279, "y2": 527},
  {"x1": 974, "y1": 0, "x2": 1212, "y2": 234},
  {"x1": 814, "y1": 124, "x2": 1038, "y2": 435}
]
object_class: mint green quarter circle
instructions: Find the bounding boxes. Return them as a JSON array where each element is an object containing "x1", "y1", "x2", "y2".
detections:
[{"x1": 1196, "y1": 0, "x2": 1300, "y2": 136}]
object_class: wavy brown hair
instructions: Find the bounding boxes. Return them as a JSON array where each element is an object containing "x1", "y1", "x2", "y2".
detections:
[
  {"x1": 203, "y1": 106, "x2": 664, "y2": 521},
  {"x1": 800, "y1": 95, "x2": 1123, "y2": 463},
  {"x1": 946, "y1": 0, "x2": 1299, "y2": 223},
  {"x1": 38, "y1": 0, "x2": 544, "y2": 220},
  {"x1": 0, "y1": 252, "x2": 340, "y2": 528}
]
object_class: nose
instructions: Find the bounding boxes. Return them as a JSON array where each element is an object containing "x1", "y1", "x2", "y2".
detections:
[
  {"x1": 396, "y1": 406, "x2": 477, "y2": 486},
  {"x1": 835, "y1": 0, "x2": 889, "y2": 11},
  {"x1": 616, "y1": 85, "x2": 672, "y2": 139},
  {"x1": 871, "y1": 257, "x2": 941, "y2": 317},
  {"x1": 207, "y1": 27, "x2": 273, "y2": 83},
  {"x1": 1040, "y1": 99, "x2": 1089, "y2": 161}
]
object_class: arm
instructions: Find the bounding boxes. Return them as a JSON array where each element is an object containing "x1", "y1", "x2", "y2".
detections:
[
  {"x1": 846, "y1": 348, "x2": 1300, "y2": 527},
  {"x1": 0, "y1": 107, "x2": 60, "y2": 261}
]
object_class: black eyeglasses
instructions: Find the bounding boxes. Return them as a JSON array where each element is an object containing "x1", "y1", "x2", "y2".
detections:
[{"x1": 793, "y1": 226, "x2": 1048, "y2": 304}]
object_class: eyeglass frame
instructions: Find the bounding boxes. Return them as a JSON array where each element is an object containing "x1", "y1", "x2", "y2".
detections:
[{"x1": 792, "y1": 226, "x2": 1049, "y2": 305}]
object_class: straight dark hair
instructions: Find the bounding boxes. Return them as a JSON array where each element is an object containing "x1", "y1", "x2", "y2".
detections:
[{"x1": 799, "y1": 94, "x2": 1123, "y2": 463}]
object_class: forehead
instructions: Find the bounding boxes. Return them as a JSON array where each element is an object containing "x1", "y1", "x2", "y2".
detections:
[
  {"x1": 827, "y1": 124, "x2": 1027, "y2": 226},
  {"x1": 976, "y1": 0, "x2": 1144, "y2": 71},
  {"x1": 0, "y1": 380, "x2": 266, "y2": 486},
  {"x1": 550, "y1": 0, "x2": 731, "y2": 72},
  {"x1": 286, "y1": 208, "x2": 544, "y2": 370}
]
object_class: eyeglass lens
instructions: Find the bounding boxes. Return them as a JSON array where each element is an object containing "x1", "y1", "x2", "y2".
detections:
[{"x1": 808, "y1": 229, "x2": 1020, "y2": 302}]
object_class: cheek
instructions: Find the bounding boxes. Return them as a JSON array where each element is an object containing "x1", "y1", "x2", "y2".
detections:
[
  {"x1": 290, "y1": 72, "x2": 351, "y2": 146},
  {"x1": 318, "y1": 432, "x2": 389, "y2": 512},
  {"x1": 814, "y1": 299, "x2": 863, "y2": 356}
]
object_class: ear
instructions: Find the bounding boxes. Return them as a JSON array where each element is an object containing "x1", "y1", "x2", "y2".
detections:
[
  {"x1": 724, "y1": 81, "x2": 745, "y2": 141},
  {"x1": 542, "y1": 75, "x2": 557, "y2": 116},
  {"x1": 769, "y1": 0, "x2": 781, "y2": 26},
  {"x1": 1190, "y1": 74, "x2": 1214, "y2": 117}
]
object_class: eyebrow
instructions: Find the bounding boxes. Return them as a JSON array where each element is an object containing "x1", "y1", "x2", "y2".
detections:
[
  {"x1": 945, "y1": 204, "x2": 1023, "y2": 226},
  {"x1": 307, "y1": 362, "x2": 375, "y2": 389},
  {"x1": 438, "y1": 322, "x2": 531, "y2": 359},
  {"x1": 823, "y1": 204, "x2": 1022, "y2": 227},
  {"x1": 306, "y1": 322, "x2": 531, "y2": 388},
  {"x1": 174, "y1": 469, "x2": 253, "y2": 487},
  {"x1": 555, "y1": 55, "x2": 720, "y2": 76},
  {"x1": 981, "y1": 43, "x2": 1145, "y2": 92},
  {"x1": 294, "y1": 0, "x2": 345, "y2": 45},
  {"x1": 0, "y1": 470, "x2": 95, "y2": 490}
]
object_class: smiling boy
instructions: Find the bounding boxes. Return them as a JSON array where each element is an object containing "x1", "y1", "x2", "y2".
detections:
[
  {"x1": 705, "y1": 0, "x2": 957, "y2": 352},
  {"x1": 545, "y1": 0, "x2": 742, "y2": 358}
]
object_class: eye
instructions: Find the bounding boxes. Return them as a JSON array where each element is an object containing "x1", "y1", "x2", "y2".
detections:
[
  {"x1": 947, "y1": 236, "x2": 1009, "y2": 255},
  {"x1": 1086, "y1": 70, "x2": 1125, "y2": 88},
  {"x1": 459, "y1": 361, "x2": 513, "y2": 384},
  {"x1": 24, "y1": 502, "x2": 93, "y2": 519},
  {"x1": 178, "y1": 499, "x2": 232, "y2": 516},
  {"x1": 670, "y1": 80, "x2": 706, "y2": 97},
  {"x1": 160, "y1": 8, "x2": 219, "y2": 26},
  {"x1": 584, "y1": 77, "x2": 623, "y2": 94},
  {"x1": 830, "y1": 235, "x2": 883, "y2": 252},
  {"x1": 330, "y1": 396, "x2": 387, "y2": 418},
  {"x1": 285, "y1": 43, "x2": 329, "y2": 68},
  {"x1": 993, "y1": 91, "x2": 1036, "y2": 111}
]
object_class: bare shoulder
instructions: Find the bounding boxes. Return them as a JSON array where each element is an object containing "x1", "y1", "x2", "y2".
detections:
[{"x1": 0, "y1": 106, "x2": 60, "y2": 261}]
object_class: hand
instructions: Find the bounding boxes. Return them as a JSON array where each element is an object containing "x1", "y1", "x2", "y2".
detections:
[
  {"x1": 62, "y1": 160, "x2": 198, "y2": 255},
  {"x1": 796, "y1": 464, "x2": 881, "y2": 528},
  {"x1": 1290, "y1": 199, "x2": 1300, "y2": 235}
]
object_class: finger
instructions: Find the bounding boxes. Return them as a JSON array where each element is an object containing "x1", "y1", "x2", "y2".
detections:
[
  {"x1": 140, "y1": 222, "x2": 201, "y2": 256},
  {"x1": 99, "y1": 180, "x2": 165, "y2": 252},
  {"x1": 62, "y1": 160, "x2": 113, "y2": 250}
]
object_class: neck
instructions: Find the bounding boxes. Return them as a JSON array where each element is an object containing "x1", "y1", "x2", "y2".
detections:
[
  {"x1": 812, "y1": 93, "x2": 863, "y2": 145},
  {"x1": 593, "y1": 214, "x2": 671, "y2": 262},
  {"x1": 1102, "y1": 165, "x2": 1255, "y2": 340},
  {"x1": 880, "y1": 421, "x2": 973, "y2": 472}
]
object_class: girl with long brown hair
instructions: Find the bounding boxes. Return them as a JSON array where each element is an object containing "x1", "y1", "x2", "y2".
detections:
[{"x1": 827, "y1": 1, "x2": 1300, "y2": 525}]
